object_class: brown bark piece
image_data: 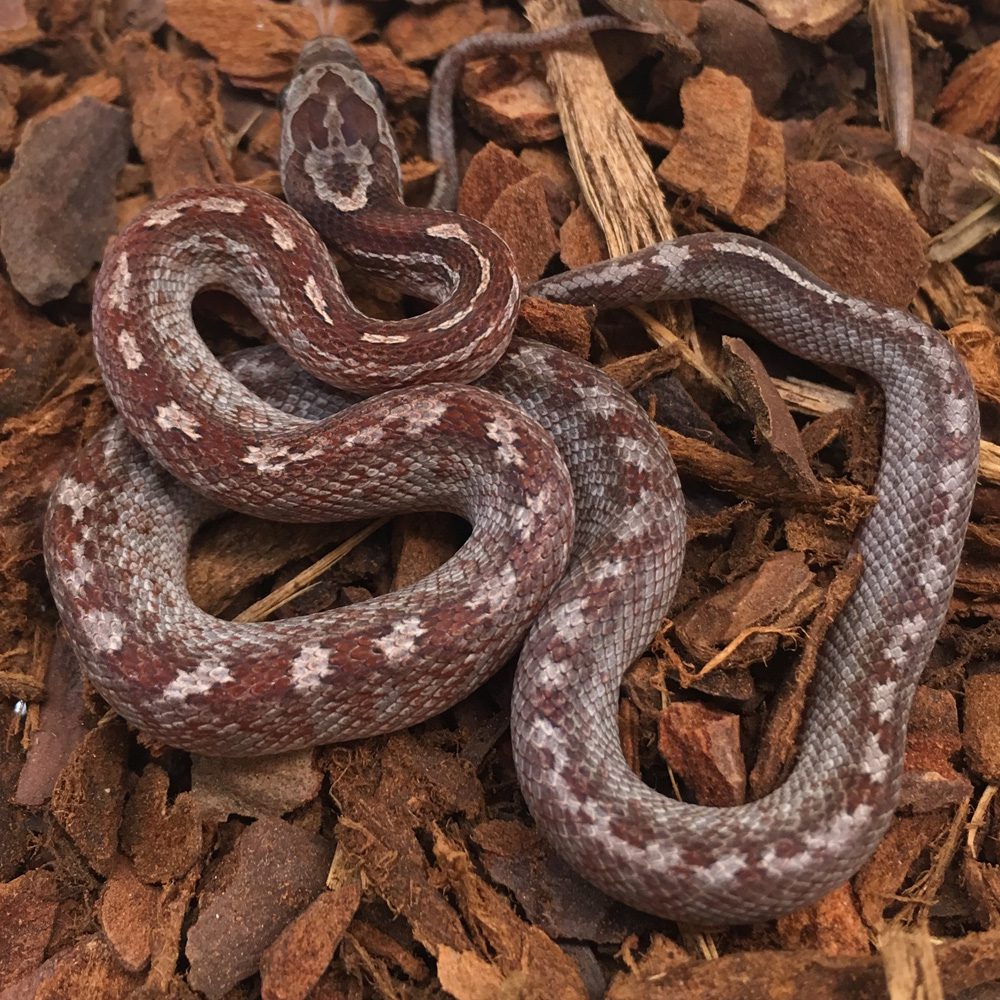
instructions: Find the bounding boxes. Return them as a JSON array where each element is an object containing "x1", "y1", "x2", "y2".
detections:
[
  {"x1": 748, "y1": 0, "x2": 862, "y2": 41},
  {"x1": 31, "y1": 936, "x2": 145, "y2": 1000},
  {"x1": 901, "y1": 685, "x2": 972, "y2": 813},
  {"x1": 963, "y1": 674, "x2": 1000, "y2": 781},
  {"x1": 401, "y1": 153, "x2": 439, "y2": 195},
  {"x1": 768, "y1": 160, "x2": 929, "y2": 308},
  {"x1": 658, "y1": 701, "x2": 747, "y2": 806},
  {"x1": 722, "y1": 336, "x2": 820, "y2": 494},
  {"x1": 749, "y1": 555, "x2": 863, "y2": 797},
  {"x1": 776, "y1": 884, "x2": 869, "y2": 956},
  {"x1": 354, "y1": 42, "x2": 429, "y2": 107},
  {"x1": 120, "y1": 765, "x2": 208, "y2": 884},
  {"x1": 384, "y1": 0, "x2": 491, "y2": 64},
  {"x1": 49, "y1": 720, "x2": 129, "y2": 877},
  {"x1": 632, "y1": 116, "x2": 679, "y2": 153},
  {"x1": 31, "y1": 72, "x2": 123, "y2": 128},
  {"x1": 0, "y1": 98, "x2": 129, "y2": 304},
  {"x1": 559, "y1": 202, "x2": 607, "y2": 269},
  {"x1": 0, "y1": 755, "x2": 30, "y2": 884},
  {"x1": 96, "y1": 860, "x2": 159, "y2": 973},
  {"x1": 165, "y1": 0, "x2": 373, "y2": 91},
  {"x1": 471, "y1": 820, "x2": 632, "y2": 943},
  {"x1": 520, "y1": 146, "x2": 580, "y2": 208},
  {"x1": 185, "y1": 817, "x2": 334, "y2": 1000},
  {"x1": 603, "y1": 346, "x2": 680, "y2": 389},
  {"x1": 391, "y1": 513, "x2": 465, "y2": 591},
  {"x1": 147, "y1": 865, "x2": 201, "y2": 996},
  {"x1": 946, "y1": 321, "x2": 1000, "y2": 409},
  {"x1": 259, "y1": 879, "x2": 362, "y2": 1000},
  {"x1": 0, "y1": 869, "x2": 60, "y2": 987},
  {"x1": 462, "y1": 62, "x2": 563, "y2": 148},
  {"x1": 935, "y1": 39, "x2": 1000, "y2": 141},
  {"x1": 338, "y1": 930, "x2": 416, "y2": 998},
  {"x1": 14, "y1": 641, "x2": 87, "y2": 811},
  {"x1": 0, "y1": 364, "x2": 107, "y2": 661},
  {"x1": 41, "y1": 0, "x2": 94, "y2": 33},
  {"x1": 854, "y1": 811, "x2": 951, "y2": 927},
  {"x1": 0, "y1": 64, "x2": 18, "y2": 152},
  {"x1": 608, "y1": 929, "x2": 1000, "y2": 998},
  {"x1": 484, "y1": 173, "x2": 560, "y2": 282},
  {"x1": 187, "y1": 519, "x2": 353, "y2": 615},
  {"x1": 118, "y1": 32, "x2": 235, "y2": 196},
  {"x1": 10, "y1": 66, "x2": 64, "y2": 119},
  {"x1": 433, "y1": 826, "x2": 587, "y2": 1000},
  {"x1": 435, "y1": 948, "x2": 507, "y2": 1000},
  {"x1": 661, "y1": 428, "x2": 873, "y2": 524},
  {"x1": 517, "y1": 296, "x2": 594, "y2": 358},
  {"x1": 656, "y1": 67, "x2": 786, "y2": 232},
  {"x1": 622, "y1": 654, "x2": 668, "y2": 727},
  {"x1": 913, "y1": 1, "x2": 971, "y2": 38},
  {"x1": 457, "y1": 141, "x2": 533, "y2": 222},
  {"x1": 106, "y1": 0, "x2": 167, "y2": 35},
  {"x1": 695, "y1": 0, "x2": 794, "y2": 115},
  {"x1": 910, "y1": 122, "x2": 1000, "y2": 232},
  {"x1": 346, "y1": 920, "x2": 430, "y2": 985},
  {"x1": 964, "y1": 521, "x2": 1000, "y2": 584},
  {"x1": 962, "y1": 849, "x2": 1000, "y2": 929},
  {"x1": 653, "y1": 0, "x2": 701, "y2": 34},
  {"x1": 190, "y1": 750, "x2": 323, "y2": 821},
  {"x1": 675, "y1": 549, "x2": 821, "y2": 667},
  {"x1": 0, "y1": 2, "x2": 42, "y2": 55},
  {"x1": 324, "y1": 734, "x2": 483, "y2": 959}
]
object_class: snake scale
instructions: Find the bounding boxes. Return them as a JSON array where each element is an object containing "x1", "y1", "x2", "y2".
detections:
[{"x1": 43, "y1": 33, "x2": 979, "y2": 924}]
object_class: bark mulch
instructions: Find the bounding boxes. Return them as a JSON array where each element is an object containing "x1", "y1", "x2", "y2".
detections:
[{"x1": 2, "y1": 0, "x2": 1000, "y2": 997}]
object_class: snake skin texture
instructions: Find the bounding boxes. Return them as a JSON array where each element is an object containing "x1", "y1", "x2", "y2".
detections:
[{"x1": 44, "y1": 34, "x2": 979, "y2": 924}]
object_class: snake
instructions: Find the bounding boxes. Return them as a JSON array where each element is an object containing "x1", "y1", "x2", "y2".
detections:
[{"x1": 43, "y1": 31, "x2": 979, "y2": 925}]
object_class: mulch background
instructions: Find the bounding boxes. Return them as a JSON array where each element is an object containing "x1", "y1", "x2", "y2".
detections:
[{"x1": 2, "y1": 0, "x2": 1000, "y2": 997}]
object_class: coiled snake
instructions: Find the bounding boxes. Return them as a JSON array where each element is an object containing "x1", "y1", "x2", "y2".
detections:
[{"x1": 44, "y1": 34, "x2": 979, "y2": 924}]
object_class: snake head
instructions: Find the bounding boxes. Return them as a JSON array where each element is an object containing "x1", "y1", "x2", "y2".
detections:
[{"x1": 280, "y1": 36, "x2": 402, "y2": 219}]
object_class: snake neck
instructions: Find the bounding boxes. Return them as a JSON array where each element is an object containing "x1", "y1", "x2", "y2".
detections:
[{"x1": 278, "y1": 35, "x2": 515, "y2": 308}]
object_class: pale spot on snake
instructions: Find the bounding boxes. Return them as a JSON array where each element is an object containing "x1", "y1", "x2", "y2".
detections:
[
  {"x1": 154, "y1": 402, "x2": 202, "y2": 441},
  {"x1": 263, "y1": 213, "x2": 297, "y2": 251},
  {"x1": 106, "y1": 253, "x2": 132, "y2": 312},
  {"x1": 373, "y1": 615, "x2": 428, "y2": 660},
  {"x1": 304, "y1": 274, "x2": 334, "y2": 325},
  {"x1": 117, "y1": 330, "x2": 144, "y2": 370}
]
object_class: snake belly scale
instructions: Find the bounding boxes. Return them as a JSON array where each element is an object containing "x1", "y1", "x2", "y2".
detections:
[{"x1": 43, "y1": 35, "x2": 979, "y2": 924}]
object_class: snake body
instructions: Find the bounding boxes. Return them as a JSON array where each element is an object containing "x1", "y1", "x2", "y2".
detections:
[{"x1": 44, "y1": 36, "x2": 979, "y2": 924}]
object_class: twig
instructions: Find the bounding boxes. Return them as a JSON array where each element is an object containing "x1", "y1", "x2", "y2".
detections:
[
  {"x1": 524, "y1": 0, "x2": 678, "y2": 256},
  {"x1": 929, "y1": 149, "x2": 1000, "y2": 262},
  {"x1": 235, "y1": 517, "x2": 390, "y2": 623},
  {"x1": 891, "y1": 795, "x2": 972, "y2": 929},
  {"x1": 632, "y1": 307, "x2": 1000, "y2": 486},
  {"x1": 695, "y1": 626, "x2": 802, "y2": 678},
  {"x1": 870, "y1": 0, "x2": 914, "y2": 155}
]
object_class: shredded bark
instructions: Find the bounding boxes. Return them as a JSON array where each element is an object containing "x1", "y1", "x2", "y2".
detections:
[{"x1": 1, "y1": 1, "x2": 999, "y2": 997}]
